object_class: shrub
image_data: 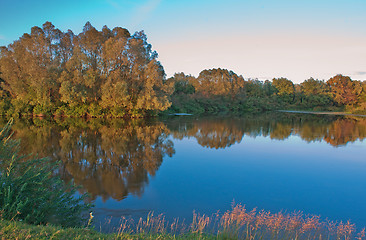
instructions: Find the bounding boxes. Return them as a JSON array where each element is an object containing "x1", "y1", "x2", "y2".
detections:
[
  {"x1": 54, "y1": 105, "x2": 68, "y2": 117},
  {"x1": 87, "y1": 103, "x2": 103, "y2": 118},
  {"x1": 109, "y1": 106, "x2": 126, "y2": 118},
  {"x1": 0, "y1": 100, "x2": 10, "y2": 116},
  {"x1": 33, "y1": 103, "x2": 54, "y2": 116},
  {"x1": 0, "y1": 119, "x2": 91, "y2": 227},
  {"x1": 6, "y1": 99, "x2": 33, "y2": 118}
]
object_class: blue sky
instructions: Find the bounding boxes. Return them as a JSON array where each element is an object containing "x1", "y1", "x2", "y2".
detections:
[{"x1": 0, "y1": 0, "x2": 365, "y2": 82}]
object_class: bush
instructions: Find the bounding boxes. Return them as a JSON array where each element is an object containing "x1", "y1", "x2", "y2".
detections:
[
  {"x1": 54, "y1": 105, "x2": 68, "y2": 117},
  {"x1": 0, "y1": 100, "x2": 10, "y2": 116},
  {"x1": 0, "y1": 119, "x2": 91, "y2": 227},
  {"x1": 69, "y1": 105, "x2": 89, "y2": 117},
  {"x1": 87, "y1": 103, "x2": 103, "y2": 118},
  {"x1": 6, "y1": 99, "x2": 33, "y2": 118},
  {"x1": 33, "y1": 103, "x2": 54, "y2": 116},
  {"x1": 109, "y1": 106, "x2": 126, "y2": 118}
]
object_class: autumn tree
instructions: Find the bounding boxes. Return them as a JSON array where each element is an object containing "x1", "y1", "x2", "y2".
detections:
[
  {"x1": 327, "y1": 74, "x2": 362, "y2": 106},
  {"x1": 168, "y1": 72, "x2": 195, "y2": 95},
  {"x1": 193, "y1": 68, "x2": 245, "y2": 97},
  {"x1": 59, "y1": 120, "x2": 174, "y2": 201},
  {"x1": 0, "y1": 22, "x2": 63, "y2": 115},
  {"x1": 119, "y1": 31, "x2": 172, "y2": 116},
  {"x1": 99, "y1": 29, "x2": 172, "y2": 116},
  {"x1": 300, "y1": 78, "x2": 329, "y2": 96},
  {"x1": 295, "y1": 77, "x2": 333, "y2": 108},
  {"x1": 355, "y1": 81, "x2": 366, "y2": 111},
  {"x1": 2, "y1": 22, "x2": 365, "y2": 116},
  {"x1": 272, "y1": 78, "x2": 294, "y2": 96},
  {"x1": 58, "y1": 22, "x2": 105, "y2": 106},
  {"x1": 99, "y1": 27, "x2": 131, "y2": 116},
  {"x1": 0, "y1": 22, "x2": 172, "y2": 117},
  {"x1": 0, "y1": 73, "x2": 7, "y2": 100}
]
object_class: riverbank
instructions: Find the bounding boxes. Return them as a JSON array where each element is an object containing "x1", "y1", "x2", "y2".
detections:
[
  {"x1": 278, "y1": 110, "x2": 366, "y2": 117},
  {"x1": 1, "y1": 203, "x2": 365, "y2": 240},
  {"x1": 0, "y1": 219, "x2": 210, "y2": 240}
]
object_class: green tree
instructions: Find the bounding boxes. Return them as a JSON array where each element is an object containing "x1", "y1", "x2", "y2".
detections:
[
  {"x1": 296, "y1": 78, "x2": 333, "y2": 109},
  {"x1": 168, "y1": 73, "x2": 196, "y2": 95},
  {"x1": 244, "y1": 79, "x2": 265, "y2": 97},
  {"x1": 300, "y1": 78, "x2": 329, "y2": 96}
]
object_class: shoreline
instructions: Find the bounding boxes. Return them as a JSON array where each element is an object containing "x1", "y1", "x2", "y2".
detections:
[{"x1": 278, "y1": 110, "x2": 366, "y2": 118}]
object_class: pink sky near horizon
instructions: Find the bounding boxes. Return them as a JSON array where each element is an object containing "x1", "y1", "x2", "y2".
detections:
[{"x1": 151, "y1": 31, "x2": 366, "y2": 83}]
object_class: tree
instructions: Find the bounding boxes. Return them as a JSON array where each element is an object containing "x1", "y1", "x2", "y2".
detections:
[
  {"x1": 0, "y1": 25, "x2": 62, "y2": 116},
  {"x1": 78, "y1": 22, "x2": 105, "y2": 101},
  {"x1": 123, "y1": 31, "x2": 172, "y2": 116},
  {"x1": 327, "y1": 74, "x2": 362, "y2": 106},
  {"x1": 0, "y1": 73, "x2": 7, "y2": 99},
  {"x1": 296, "y1": 78, "x2": 333, "y2": 108},
  {"x1": 244, "y1": 79, "x2": 265, "y2": 98},
  {"x1": 300, "y1": 78, "x2": 329, "y2": 96},
  {"x1": 0, "y1": 22, "x2": 173, "y2": 117},
  {"x1": 193, "y1": 68, "x2": 244, "y2": 97},
  {"x1": 263, "y1": 80, "x2": 277, "y2": 96},
  {"x1": 355, "y1": 81, "x2": 366, "y2": 111},
  {"x1": 58, "y1": 121, "x2": 174, "y2": 201},
  {"x1": 168, "y1": 73, "x2": 195, "y2": 95},
  {"x1": 272, "y1": 77, "x2": 295, "y2": 96}
]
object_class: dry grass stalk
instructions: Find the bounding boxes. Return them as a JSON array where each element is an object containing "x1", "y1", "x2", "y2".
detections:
[{"x1": 104, "y1": 204, "x2": 366, "y2": 239}]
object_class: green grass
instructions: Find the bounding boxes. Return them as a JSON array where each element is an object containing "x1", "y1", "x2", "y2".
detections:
[
  {"x1": 0, "y1": 219, "x2": 215, "y2": 240},
  {"x1": 0, "y1": 219, "x2": 111, "y2": 239}
]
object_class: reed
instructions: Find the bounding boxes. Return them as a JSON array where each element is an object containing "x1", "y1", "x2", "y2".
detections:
[
  {"x1": 1, "y1": 204, "x2": 365, "y2": 239},
  {"x1": 95, "y1": 204, "x2": 365, "y2": 240}
]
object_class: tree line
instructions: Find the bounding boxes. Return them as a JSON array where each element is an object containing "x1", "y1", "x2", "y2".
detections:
[
  {"x1": 167, "y1": 70, "x2": 366, "y2": 115},
  {"x1": 0, "y1": 22, "x2": 365, "y2": 117}
]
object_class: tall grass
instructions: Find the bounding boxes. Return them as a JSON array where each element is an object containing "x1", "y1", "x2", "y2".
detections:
[{"x1": 102, "y1": 203, "x2": 365, "y2": 240}]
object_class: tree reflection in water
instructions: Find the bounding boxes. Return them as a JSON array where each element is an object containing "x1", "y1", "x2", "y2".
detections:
[
  {"x1": 167, "y1": 113, "x2": 366, "y2": 148},
  {"x1": 60, "y1": 120, "x2": 175, "y2": 201},
  {"x1": 3, "y1": 113, "x2": 366, "y2": 202},
  {"x1": 6, "y1": 118, "x2": 174, "y2": 202}
]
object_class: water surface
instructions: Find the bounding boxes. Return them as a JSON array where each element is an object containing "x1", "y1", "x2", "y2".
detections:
[{"x1": 5, "y1": 113, "x2": 366, "y2": 229}]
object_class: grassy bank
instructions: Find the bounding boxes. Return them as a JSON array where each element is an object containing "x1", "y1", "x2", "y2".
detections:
[
  {"x1": 0, "y1": 219, "x2": 113, "y2": 240},
  {"x1": 1, "y1": 204, "x2": 365, "y2": 240},
  {"x1": 0, "y1": 219, "x2": 211, "y2": 240}
]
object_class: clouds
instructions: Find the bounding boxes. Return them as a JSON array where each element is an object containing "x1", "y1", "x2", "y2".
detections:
[
  {"x1": 355, "y1": 71, "x2": 366, "y2": 76},
  {"x1": 0, "y1": 35, "x2": 5, "y2": 40},
  {"x1": 130, "y1": 0, "x2": 162, "y2": 28}
]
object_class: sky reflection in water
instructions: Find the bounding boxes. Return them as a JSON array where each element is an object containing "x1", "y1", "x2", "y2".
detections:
[{"x1": 6, "y1": 113, "x2": 366, "y2": 229}]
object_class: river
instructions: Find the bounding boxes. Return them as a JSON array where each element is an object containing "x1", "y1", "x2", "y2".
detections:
[{"x1": 4, "y1": 112, "x2": 366, "y2": 231}]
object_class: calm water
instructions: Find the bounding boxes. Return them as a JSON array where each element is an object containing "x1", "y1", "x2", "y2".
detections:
[{"x1": 5, "y1": 112, "x2": 366, "y2": 230}]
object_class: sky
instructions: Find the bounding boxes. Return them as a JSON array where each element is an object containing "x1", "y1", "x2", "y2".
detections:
[{"x1": 0, "y1": 0, "x2": 365, "y2": 83}]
